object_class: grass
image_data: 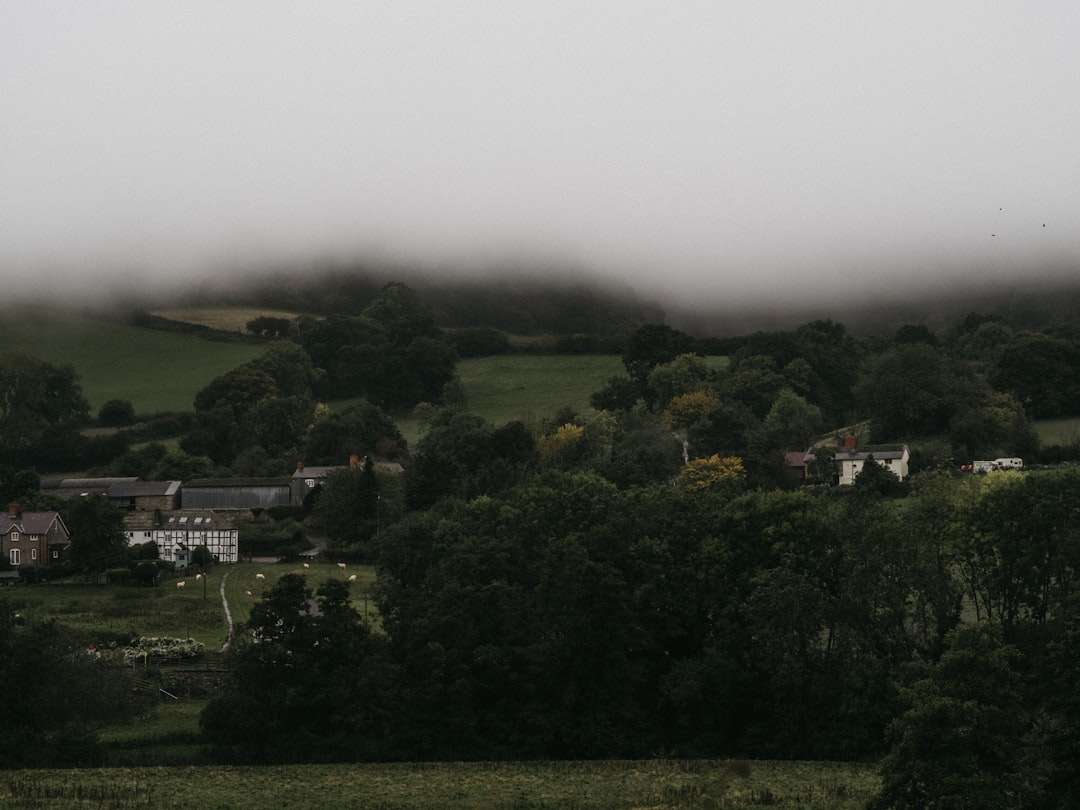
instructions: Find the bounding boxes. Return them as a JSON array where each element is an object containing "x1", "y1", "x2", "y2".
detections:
[
  {"x1": 149, "y1": 307, "x2": 304, "y2": 333},
  {"x1": 1034, "y1": 416, "x2": 1080, "y2": 446},
  {"x1": 0, "y1": 308, "x2": 263, "y2": 414},
  {"x1": 7, "y1": 562, "x2": 378, "y2": 651},
  {"x1": 0, "y1": 759, "x2": 880, "y2": 809}
]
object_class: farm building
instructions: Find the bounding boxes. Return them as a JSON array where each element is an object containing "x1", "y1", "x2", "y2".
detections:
[
  {"x1": 124, "y1": 509, "x2": 239, "y2": 567},
  {"x1": 292, "y1": 456, "x2": 405, "y2": 505},
  {"x1": 40, "y1": 477, "x2": 181, "y2": 512},
  {"x1": 0, "y1": 503, "x2": 71, "y2": 569},
  {"x1": 180, "y1": 478, "x2": 292, "y2": 510}
]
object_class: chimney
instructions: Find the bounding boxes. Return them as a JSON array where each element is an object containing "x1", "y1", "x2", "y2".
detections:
[
  {"x1": 6, "y1": 503, "x2": 18, "y2": 518},
  {"x1": 296, "y1": 461, "x2": 304, "y2": 472},
  {"x1": 844, "y1": 434, "x2": 856, "y2": 450},
  {"x1": 349, "y1": 454, "x2": 359, "y2": 469}
]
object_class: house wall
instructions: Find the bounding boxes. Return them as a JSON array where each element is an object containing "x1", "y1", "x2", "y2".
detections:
[{"x1": 1, "y1": 531, "x2": 46, "y2": 567}]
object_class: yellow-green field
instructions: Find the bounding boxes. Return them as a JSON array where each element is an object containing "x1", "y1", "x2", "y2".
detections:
[
  {"x1": 149, "y1": 307, "x2": 305, "y2": 333},
  {"x1": 0, "y1": 759, "x2": 879, "y2": 809}
]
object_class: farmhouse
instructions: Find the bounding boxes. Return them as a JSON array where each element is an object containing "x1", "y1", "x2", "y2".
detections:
[
  {"x1": 124, "y1": 509, "x2": 239, "y2": 567},
  {"x1": 801, "y1": 437, "x2": 910, "y2": 486},
  {"x1": 0, "y1": 504, "x2": 71, "y2": 569},
  {"x1": 292, "y1": 456, "x2": 405, "y2": 505},
  {"x1": 832, "y1": 444, "x2": 910, "y2": 486}
]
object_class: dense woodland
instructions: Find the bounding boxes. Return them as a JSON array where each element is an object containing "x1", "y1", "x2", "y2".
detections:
[{"x1": 3, "y1": 277, "x2": 1080, "y2": 806}]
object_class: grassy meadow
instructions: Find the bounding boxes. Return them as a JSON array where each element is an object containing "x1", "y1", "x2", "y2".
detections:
[
  {"x1": 9, "y1": 562, "x2": 377, "y2": 652},
  {"x1": 0, "y1": 759, "x2": 879, "y2": 809},
  {"x1": 0, "y1": 309, "x2": 263, "y2": 414}
]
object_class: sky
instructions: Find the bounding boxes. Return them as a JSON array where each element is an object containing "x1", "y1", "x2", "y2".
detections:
[{"x1": 3, "y1": 2, "x2": 1079, "y2": 314}]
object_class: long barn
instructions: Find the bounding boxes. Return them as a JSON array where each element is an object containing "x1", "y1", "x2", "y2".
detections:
[{"x1": 180, "y1": 478, "x2": 292, "y2": 510}]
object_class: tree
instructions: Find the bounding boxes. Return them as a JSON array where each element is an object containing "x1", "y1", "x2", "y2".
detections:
[
  {"x1": 856, "y1": 344, "x2": 958, "y2": 440},
  {"x1": 0, "y1": 352, "x2": 90, "y2": 466},
  {"x1": 621, "y1": 324, "x2": 697, "y2": 405},
  {"x1": 990, "y1": 332, "x2": 1080, "y2": 418},
  {"x1": 869, "y1": 623, "x2": 1028, "y2": 810},
  {"x1": 200, "y1": 574, "x2": 392, "y2": 762},
  {"x1": 676, "y1": 455, "x2": 746, "y2": 494},
  {"x1": 65, "y1": 495, "x2": 129, "y2": 574},
  {"x1": 0, "y1": 601, "x2": 137, "y2": 766},
  {"x1": 97, "y1": 398, "x2": 136, "y2": 427}
]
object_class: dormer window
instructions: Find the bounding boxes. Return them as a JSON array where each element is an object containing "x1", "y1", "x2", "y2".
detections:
[{"x1": 9, "y1": 532, "x2": 18, "y2": 542}]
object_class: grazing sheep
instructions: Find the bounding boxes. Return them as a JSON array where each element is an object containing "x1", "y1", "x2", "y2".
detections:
[
  {"x1": 255, "y1": 573, "x2": 266, "y2": 580},
  {"x1": 176, "y1": 581, "x2": 185, "y2": 589},
  {"x1": 245, "y1": 590, "x2": 252, "y2": 596},
  {"x1": 348, "y1": 574, "x2": 357, "y2": 582},
  {"x1": 303, "y1": 563, "x2": 310, "y2": 568},
  {"x1": 337, "y1": 562, "x2": 347, "y2": 570}
]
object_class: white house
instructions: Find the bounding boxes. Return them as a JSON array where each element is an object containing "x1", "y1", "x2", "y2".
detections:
[
  {"x1": 833, "y1": 445, "x2": 910, "y2": 486},
  {"x1": 124, "y1": 509, "x2": 239, "y2": 567}
]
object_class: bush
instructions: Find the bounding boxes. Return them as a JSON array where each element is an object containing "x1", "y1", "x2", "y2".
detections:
[{"x1": 98, "y1": 398, "x2": 136, "y2": 427}]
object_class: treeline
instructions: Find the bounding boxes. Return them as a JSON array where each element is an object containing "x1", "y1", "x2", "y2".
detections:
[{"x1": 202, "y1": 467, "x2": 1080, "y2": 805}]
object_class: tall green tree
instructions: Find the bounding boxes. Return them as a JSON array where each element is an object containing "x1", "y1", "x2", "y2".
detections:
[
  {"x1": 869, "y1": 623, "x2": 1028, "y2": 810},
  {"x1": 0, "y1": 352, "x2": 90, "y2": 466},
  {"x1": 65, "y1": 494, "x2": 129, "y2": 574},
  {"x1": 201, "y1": 574, "x2": 393, "y2": 762}
]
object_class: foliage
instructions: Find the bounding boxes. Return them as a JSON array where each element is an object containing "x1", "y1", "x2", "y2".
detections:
[
  {"x1": 0, "y1": 600, "x2": 139, "y2": 767},
  {"x1": 869, "y1": 623, "x2": 1028, "y2": 810},
  {"x1": 0, "y1": 351, "x2": 90, "y2": 467},
  {"x1": 200, "y1": 574, "x2": 392, "y2": 762},
  {"x1": 65, "y1": 494, "x2": 130, "y2": 574},
  {"x1": 676, "y1": 454, "x2": 747, "y2": 494},
  {"x1": 98, "y1": 398, "x2": 136, "y2": 427}
]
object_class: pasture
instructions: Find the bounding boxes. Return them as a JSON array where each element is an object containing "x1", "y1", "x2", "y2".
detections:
[
  {"x1": 7, "y1": 562, "x2": 378, "y2": 652},
  {"x1": 0, "y1": 759, "x2": 879, "y2": 809},
  {"x1": 0, "y1": 308, "x2": 262, "y2": 414}
]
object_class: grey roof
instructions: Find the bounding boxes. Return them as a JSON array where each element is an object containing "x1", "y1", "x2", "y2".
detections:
[
  {"x1": 124, "y1": 509, "x2": 236, "y2": 531},
  {"x1": 0, "y1": 511, "x2": 66, "y2": 536},
  {"x1": 183, "y1": 478, "x2": 291, "y2": 488},
  {"x1": 43, "y1": 477, "x2": 139, "y2": 490},
  {"x1": 107, "y1": 480, "x2": 182, "y2": 498},
  {"x1": 834, "y1": 445, "x2": 908, "y2": 462}
]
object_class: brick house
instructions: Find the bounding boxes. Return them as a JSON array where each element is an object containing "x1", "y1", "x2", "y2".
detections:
[{"x1": 0, "y1": 504, "x2": 71, "y2": 569}]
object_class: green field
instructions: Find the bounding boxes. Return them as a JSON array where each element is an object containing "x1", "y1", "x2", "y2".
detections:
[
  {"x1": 10, "y1": 562, "x2": 377, "y2": 651},
  {"x1": 0, "y1": 758, "x2": 879, "y2": 809},
  {"x1": 0, "y1": 309, "x2": 263, "y2": 414}
]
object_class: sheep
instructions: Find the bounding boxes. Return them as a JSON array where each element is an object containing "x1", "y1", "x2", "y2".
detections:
[
  {"x1": 245, "y1": 590, "x2": 252, "y2": 596},
  {"x1": 176, "y1": 581, "x2": 186, "y2": 589},
  {"x1": 255, "y1": 573, "x2": 266, "y2": 580},
  {"x1": 337, "y1": 562, "x2": 347, "y2": 570},
  {"x1": 303, "y1": 562, "x2": 310, "y2": 568},
  {"x1": 348, "y1": 574, "x2": 357, "y2": 582}
]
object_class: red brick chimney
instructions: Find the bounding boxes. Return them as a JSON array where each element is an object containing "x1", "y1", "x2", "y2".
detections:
[
  {"x1": 296, "y1": 461, "x2": 304, "y2": 472},
  {"x1": 7, "y1": 503, "x2": 18, "y2": 518},
  {"x1": 349, "y1": 454, "x2": 360, "y2": 468},
  {"x1": 844, "y1": 434, "x2": 856, "y2": 450}
]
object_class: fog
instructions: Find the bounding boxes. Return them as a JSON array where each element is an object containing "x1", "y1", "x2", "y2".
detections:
[{"x1": 4, "y1": 3, "x2": 1079, "y2": 316}]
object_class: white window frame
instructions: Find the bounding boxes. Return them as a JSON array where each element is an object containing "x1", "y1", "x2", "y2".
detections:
[{"x1": 10, "y1": 549, "x2": 20, "y2": 566}]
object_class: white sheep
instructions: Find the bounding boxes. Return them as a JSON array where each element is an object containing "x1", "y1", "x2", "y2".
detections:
[
  {"x1": 255, "y1": 573, "x2": 266, "y2": 580},
  {"x1": 245, "y1": 590, "x2": 252, "y2": 596},
  {"x1": 337, "y1": 562, "x2": 347, "y2": 570},
  {"x1": 348, "y1": 574, "x2": 357, "y2": 582},
  {"x1": 303, "y1": 562, "x2": 310, "y2": 569},
  {"x1": 176, "y1": 581, "x2": 185, "y2": 589}
]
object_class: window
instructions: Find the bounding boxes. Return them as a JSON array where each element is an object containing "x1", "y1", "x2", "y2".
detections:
[
  {"x1": 9, "y1": 531, "x2": 18, "y2": 542},
  {"x1": 52, "y1": 550, "x2": 59, "y2": 559},
  {"x1": 31, "y1": 549, "x2": 37, "y2": 561},
  {"x1": 9, "y1": 549, "x2": 19, "y2": 566}
]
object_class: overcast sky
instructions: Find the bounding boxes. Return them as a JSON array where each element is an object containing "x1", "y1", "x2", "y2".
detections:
[{"x1": 3, "y1": 2, "x2": 1079, "y2": 312}]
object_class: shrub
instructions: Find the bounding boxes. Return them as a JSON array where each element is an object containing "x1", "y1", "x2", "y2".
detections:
[{"x1": 98, "y1": 398, "x2": 137, "y2": 427}]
